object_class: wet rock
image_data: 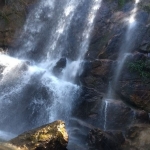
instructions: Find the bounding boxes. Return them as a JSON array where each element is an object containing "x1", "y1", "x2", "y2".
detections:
[
  {"x1": 122, "y1": 124, "x2": 150, "y2": 150},
  {"x1": 9, "y1": 120, "x2": 68, "y2": 150},
  {"x1": 126, "y1": 87, "x2": 150, "y2": 112},
  {"x1": 88, "y1": 128, "x2": 125, "y2": 150},
  {"x1": 110, "y1": 52, "x2": 150, "y2": 112},
  {"x1": 77, "y1": 59, "x2": 115, "y2": 126},
  {"x1": 99, "y1": 99, "x2": 149, "y2": 130},
  {"x1": 118, "y1": 68, "x2": 150, "y2": 112},
  {"x1": 0, "y1": 0, "x2": 38, "y2": 49},
  {"x1": 139, "y1": 40, "x2": 150, "y2": 53},
  {"x1": 81, "y1": 59, "x2": 114, "y2": 90},
  {"x1": 52, "y1": 58, "x2": 66, "y2": 76}
]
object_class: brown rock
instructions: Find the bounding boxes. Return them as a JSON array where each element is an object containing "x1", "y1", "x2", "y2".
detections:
[
  {"x1": 118, "y1": 74, "x2": 150, "y2": 113},
  {"x1": 9, "y1": 120, "x2": 68, "y2": 150},
  {"x1": 0, "y1": 0, "x2": 38, "y2": 48},
  {"x1": 88, "y1": 128, "x2": 125, "y2": 150},
  {"x1": 122, "y1": 124, "x2": 150, "y2": 150},
  {"x1": 91, "y1": 59, "x2": 114, "y2": 77}
]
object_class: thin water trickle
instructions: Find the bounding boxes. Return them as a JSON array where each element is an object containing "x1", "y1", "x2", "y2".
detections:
[
  {"x1": 113, "y1": 53, "x2": 132, "y2": 87},
  {"x1": 104, "y1": 101, "x2": 109, "y2": 131}
]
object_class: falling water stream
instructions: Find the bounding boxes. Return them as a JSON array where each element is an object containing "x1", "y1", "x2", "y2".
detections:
[
  {"x1": 0, "y1": 0, "x2": 102, "y2": 148},
  {"x1": 103, "y1": 0, "x2": 141, "y2": 130},
  {"x1": 104, "y1": 101, "x2": 109, "y2": 131}
]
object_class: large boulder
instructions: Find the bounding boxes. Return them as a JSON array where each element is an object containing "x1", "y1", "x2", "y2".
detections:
[{"x1": 9, "y1": 120, "x2": 68, "y2": 150}]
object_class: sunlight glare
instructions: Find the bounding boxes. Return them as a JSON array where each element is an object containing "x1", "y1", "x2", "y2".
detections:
[
  {"x1": 64, "y1": 5, "x2": 74, "y2": 16},
  {"x1": 135, "y1": 0, "x2": 140, "y2": 4}
]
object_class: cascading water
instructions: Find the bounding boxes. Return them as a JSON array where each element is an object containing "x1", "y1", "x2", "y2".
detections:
[
  {"x1": 102, "y1": 0, "x2": 141, "y2": 130},
  {"x1": 0, "y1": 0, "x2": 102, "y2": 147},
  {"x1": 113, "y1": 0, "x2": 140, "y2": 88}
]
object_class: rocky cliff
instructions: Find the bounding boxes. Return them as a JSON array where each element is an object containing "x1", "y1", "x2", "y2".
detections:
[
  {"x1": 75, "y1": 0, "x2": 150, "y2": 123},
  {"x1": 0, "y1": 0, "x2": 150, "y2": 149},
  {"x1": 75, "y1": 0, "x2": 150, "y2": 149},
  {"x1": 0, "y1": 0, "x2": 37, "y2": 49}
]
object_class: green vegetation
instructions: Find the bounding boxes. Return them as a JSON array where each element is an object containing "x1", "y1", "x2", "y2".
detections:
[
  {"x1": 143, "y1": 4, "x2": 150, "y2": 13},
  {"x1": 138, "y1": 1, "x2": 150, "y2": 13},
  {"x1": 0, "y1": 12, "x2": 10, "y2": 23},
  {"x1": 118, "y1": 0, "x2": 125, "y2": 8},
  {"x1": 128, "y1": 60, "x2": 150, "y2": 82}
]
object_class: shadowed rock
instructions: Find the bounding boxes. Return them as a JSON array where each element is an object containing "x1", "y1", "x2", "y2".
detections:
[
  {"x1": 122, "y1": 124, "x2": 150, "y2": 150},
  {"x1": 52, "y1": 58, "x2": 67, "y2": 76},
  {"x1": 88, "y1": 128, "x2": 125, "y2": 150}
]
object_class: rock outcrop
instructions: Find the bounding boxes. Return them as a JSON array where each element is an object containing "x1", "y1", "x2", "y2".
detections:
[
  {"x1": 0, "y1": 0, "x2": 150, "y2": 149},
  {"x1": 0, "y1": 0, "x2": 37, "y2": 49},
  {"x1": 8, "y1": 120, "x2": 68, "y2": 150},
  {"x1": 88, "y1": 128, "x2": 125, "y2": 150},
  {"x1": 122, "y1": 124, "x2": 150, "y2": 150},
  {"x1": 88, "y1": 124, "x2": 150, "y2": 150},
  {"x1": 52, "y1": 58, "x2": 67, "y2": 76}
]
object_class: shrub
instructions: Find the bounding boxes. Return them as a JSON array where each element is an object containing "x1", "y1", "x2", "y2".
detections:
[
  {"x1": 118, "y1": 0, "x2": 125, "y2": 8},
  {"x1": 128, "y1": 60, "x2": 150, "y2": 82}
]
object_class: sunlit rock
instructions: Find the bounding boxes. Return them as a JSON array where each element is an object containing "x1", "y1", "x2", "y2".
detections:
[{"x1": 9, "y1": 120, "x2": 68, "y2": 150}]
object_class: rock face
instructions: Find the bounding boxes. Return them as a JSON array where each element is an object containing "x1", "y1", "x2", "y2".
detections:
[
  {"x1": 122, "y1": 124, "x2": 150, "y2": 150},
  {"x1": 0, "y1": 0, "x2": 37, "y2": 49},
  {"x1": 53, "y1": 58, "x2": 67, "y2": 76},
  {"x1": 0, "y1": 0, "x2": 150, "y2": 149},
  {"x1": 75, "y1": 0, "x2": 150, "y2": 121},
  {"x1": 88, "y1": 128, "x2": 125, "y2": 150},
  {"x1": 74, "y1": 0, "x2": 150, "y2": 148},
  {"x1": 117, "y1": 53, "x2": 150, "y2": 112},
  {"x1": 88, "y1": 124, "x2": 150, "y2": 150},
  {"x1": 9, "y1": 120, "x2": 68, "y2": 150}
]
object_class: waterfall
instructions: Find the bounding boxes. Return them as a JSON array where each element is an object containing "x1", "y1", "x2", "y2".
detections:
[
  {"x1": 106, "y1": 0, "x2": 140, "y2": 99},
  {"x1": 0, "y1": 0, "x2": 102, "y2": 143},
  {"x1": 101, "y1": 0, "x2": 141, "y2": 131}
]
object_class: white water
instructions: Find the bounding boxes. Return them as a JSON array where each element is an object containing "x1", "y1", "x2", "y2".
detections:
[
  {"x1": 104, "y1": 101, "x2": 109, "y2": 131},
  {"x1": 0, "y1": 130, "x2": 16, "y2": 141},
  {"x1": 0, "y1": 0, "x2": 102, "y2": 143}
]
